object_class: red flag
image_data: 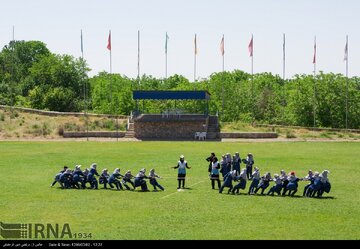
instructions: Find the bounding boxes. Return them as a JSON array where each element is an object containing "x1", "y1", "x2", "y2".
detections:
[
  {"x1": 313, "y1": 37, "x2": 316, "y2": 64},
  {"x1": 107, "y1": 31, "x2": 111, "y2": 51},
  {"x1": 248, "y1": 35, "x2": 253, "y2": 57},
  {"x1": 220, "y1": 35, "x2": 224, "y2": 56}
]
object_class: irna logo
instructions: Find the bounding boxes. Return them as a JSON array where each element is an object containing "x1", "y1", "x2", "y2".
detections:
[{"x1": 0, "y1": 222, "x2": 72, "y2": 239}]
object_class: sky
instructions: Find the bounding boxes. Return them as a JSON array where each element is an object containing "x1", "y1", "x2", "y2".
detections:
[{"x1": 1, "y1": 0, "x2": 359, "y2": 80}]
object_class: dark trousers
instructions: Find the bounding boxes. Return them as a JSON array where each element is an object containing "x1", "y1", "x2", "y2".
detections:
[
  {"x1": 303, "y1": 184, "x2": 311, "y2": 196},
  {"x1": 246, "y1": 166, "x2": 253, "y2": 179},
  {"x1": 90, "y1": 180, "x2": 98, "y2": 189},
  {"x1": 123, "y1": 179, "x2": 135, "y2": 190},
  {"x1": 178, "y1": 179, "x2": 185, "y2": 189},
  {"x1": 151, "y1": 181, "x2": 164, "y2": 191},
  {"x1": 211, "y1": 179, "x2": 221, "y2": 189},
  {"x1": 109, "y1": 180, "x2": 123, "y2": 190},
  {"x1": 219, "y1": 184, "x2": 233, "y2": 194}
]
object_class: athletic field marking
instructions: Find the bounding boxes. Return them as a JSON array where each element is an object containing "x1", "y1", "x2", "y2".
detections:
[{"x1": 160, "y1": 181, "x2": 204, "y2": 200}]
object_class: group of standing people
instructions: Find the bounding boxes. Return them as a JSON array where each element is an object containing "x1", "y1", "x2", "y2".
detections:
[
  {"x1": 206, "y1": 152, "x2": 254, "y2": 190},
  {"x1": 206, "y1": 152, "x2": 331, "y2": 198}
]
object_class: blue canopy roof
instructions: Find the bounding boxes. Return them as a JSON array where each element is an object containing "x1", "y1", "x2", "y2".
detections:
[{"x1": 133, "y1": 90, "x2": 211, "y2": 100}]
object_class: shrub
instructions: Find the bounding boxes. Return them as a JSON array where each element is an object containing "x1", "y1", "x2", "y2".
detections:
[
  {"x1": 58, "y1": 126, "x2": 64, "y2": 136},
  {"x1": 10, "y1": 110, "x2": 19, "y2": 119},
  {"x1": 285, "y1": 130, "x2": 296, "y2": 139},
  {"x1": 42, "y1": 122, "x2": 51, "y2": 136},
  {"x1": 0, "y1": 112, "x2": 5, "y2": 121},
  {"x1": 320, "y1": 132, "x2": 332, "y2": 139},
  {"x1": 64, "y1": 122, "x2": 81, "y2": 131},
  {"x1": 29, "y1": 122, "x2": 51, "y2": 136}
]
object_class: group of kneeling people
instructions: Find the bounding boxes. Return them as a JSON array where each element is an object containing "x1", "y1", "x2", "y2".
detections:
[
  {"x1": 206, "y1": 153, "x2": 331, "y2": 197},
  {"x1": 50, "y1": 164, "x2": 164, "y2": 192}
]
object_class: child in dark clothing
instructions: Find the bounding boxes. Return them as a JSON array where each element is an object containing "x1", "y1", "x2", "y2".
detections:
[
  {"x1": 122, "y1": 170, "x2": 135, "y2": 190},
  {"x1": 87, "y1": 163, "x2": 100, "y2": 189},
  {"x1": 50, "y1": 166, "x2": 68, "y2": 187},
  {"x1": 134, "y1": 168, "x2": 149, "y2": 192},
  {"x1": 255, "y1": 172, "x2": 271, "y2": 195},
  {"x1": 99, "y1": 169, "x2": 110, "y2": 189},
  {"x1": 220, "y1": 155, "x2": 231, "y2": 180},
  {"x1": 302, "y1": 170, "x2": 314, "y2": 196},
  {"x1": 72, "y1": 165, "x2": 85, "y2": 189},
  {"x1": 232, "y1": 152, "x2": 241, "y2": 175},
  {"x1": 283, "y1": 171, "x2": 300, "y2": 196},
  {"x1": 108, "y1": 168, "x2": 124, "y2": 190},
  {"x1": 219, "y1": 170, "x2": 237, "y2": 194},
  {"x1": 206, "y1": 153, "x2": 216, "y2": 173},
  {"x1": 232, "y1": 168, "x2": 247, "y2": 194},
  {"x1": 245, "y1": 153, "x2": 254, "y2": 180},
  {"x1": 267, "y1": 174, "x2": 283, "y2": 196},
  {"x1": 149, "y1": 169, "x2": 164, "y2": 191},
  {"x1": 59, "y1": 169, "x2": 73, "y2": 189},
  {"x1": 248, "y1": 167, "x2": 260, "y2": 195}
]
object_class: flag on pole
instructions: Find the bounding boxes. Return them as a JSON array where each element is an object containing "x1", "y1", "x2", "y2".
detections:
[
  {"x1": 165, "y1": 32, "x2": 169, "y2": 54},
  {"x1": 220, "y1": 35, "x2": 224, "y2": 56},
  {"x1": 81, "y1": 30, "x2": 84, "y2": 55},
  {"x1": 107, "y1": 31, "x2": 112, "y2": 51},
  {"x1": 313, "y1": 38, "x2": 317, "y2": 64},
  {"x1": 194, "y1": 34, "x2": 198, "y2": 55},
  {"x1": 344, "y1": 37, "x2": 348, "y2": 61},
  {"x1": 248, "y1": 35, "x2": 253, "y2": 57}
]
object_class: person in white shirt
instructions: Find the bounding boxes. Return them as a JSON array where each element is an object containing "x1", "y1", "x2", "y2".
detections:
[{"x1": 173, "y1": 155, "x2": 191, "y2": 189}]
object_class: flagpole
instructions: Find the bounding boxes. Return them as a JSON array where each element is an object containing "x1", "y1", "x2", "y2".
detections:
[
  {"x1": 165, "y1": 47, "x2": 168, "y2": 79},
  {"x1": 282, "y1": 33, "x2": 286, "y2": 124},
  {"x1": 165, "y1": 32, "x2": 168, "y2": 79},
  {"x1": 81, "y1": 30, "x2": 88, "y2": 141},
  {"x1": 109, "y1": 30, "x2": 112, "y2": 74},
  {"x1": 194, "y1": 34, "x2": 197, "y2": 82},
  {"x1": 11, "y1": 26, "x2": 15, "y2": 110},
  {"x1": 165, "y1": 48, "x2": 168, "y2": 79},
  {"x1": 138, "y1": 30, "x2": 140, "y2": 89},
  {"x1": 221, "y1": 35, "x2": 225, "y2": 120},
  {"x1": 107, "y1": 30, "x2": 113, "y2": 116},
  {"x1": 251, "y1": 34, "x2": 254, "y2": 76},
  {"x1": 222, "y1": 35, "x2": 225, "y2": 73},
  {"x1": 249, "y1": 34, "x2": 254, "y2": 125},
  {"x1": 283, "y1": 33, "x2": 286, "y2": 81},
  {"x1": 345, "y1": 35, "x2": 349, "y2": 130},
  {"x1": 313, "y1": 36, "x2": 317, "y2": 128}
]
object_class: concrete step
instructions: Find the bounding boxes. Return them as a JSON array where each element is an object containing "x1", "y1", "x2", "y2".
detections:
[{"x1": 206, "y1": 132, "x2": 219, "y2": 139}]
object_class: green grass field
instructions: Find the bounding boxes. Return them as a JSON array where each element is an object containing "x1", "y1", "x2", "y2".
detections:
[{"x1": 1, "y1": 141, "x2": 359, "y2": 240}]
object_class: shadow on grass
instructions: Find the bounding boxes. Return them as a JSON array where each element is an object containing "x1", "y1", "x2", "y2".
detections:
[{"x1": 220, "y1": 192, "x2": 335, "y2": 200}]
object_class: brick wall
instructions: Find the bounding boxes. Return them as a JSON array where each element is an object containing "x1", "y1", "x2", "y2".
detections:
[
  {"x1": 221, "y1": 132, "x2": 278, "y2": 139},
  {"x1": 134, "y1": 121, "x2": 206, "y2": 139},
  {"x1": 63, "y1": 132, "x2": 125, "y2": 138}
]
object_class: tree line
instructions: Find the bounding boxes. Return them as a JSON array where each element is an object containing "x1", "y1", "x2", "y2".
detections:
[{"x1": 1, "y1": 40, "x2": 359, "y2": 129}]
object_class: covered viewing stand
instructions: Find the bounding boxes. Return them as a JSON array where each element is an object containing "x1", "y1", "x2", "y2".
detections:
[
  {"x1": 130, "y1": 90, "x2": 219, "y2": 140},
  {"x1": 133, "y1": 90, "x2": 211, "y2": 116}
]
